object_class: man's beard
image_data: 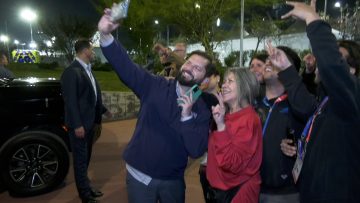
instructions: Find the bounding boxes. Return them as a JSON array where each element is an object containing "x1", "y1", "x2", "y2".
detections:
[{"x1": 176, "y1": 70, "x2": 199, "y2": 87}]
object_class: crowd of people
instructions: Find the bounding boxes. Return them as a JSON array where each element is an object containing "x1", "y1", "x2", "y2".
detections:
[{"x1": 1, "y1": 0, "x2": 354, "y2": 203}]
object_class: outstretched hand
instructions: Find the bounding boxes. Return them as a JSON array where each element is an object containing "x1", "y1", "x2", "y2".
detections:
[
  {"x1": 265, "y1": 40, "x2": 292, "y2": 71},
  {"x1": 212, "y1": 93, "x2": 226, "y2": 131},
  {"x1": 98, "y1": 7, "x2": 120, "y2": 35},
  {"x1": 303, "y1": 53, "x2": 316, "y2": 73},
  {"x1": 282, "y1": 0, "x2": 320, "y2": 25}
]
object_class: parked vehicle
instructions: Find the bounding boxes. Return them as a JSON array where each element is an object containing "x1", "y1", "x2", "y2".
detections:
[{"x1": 0, "y1": 77, "x2": 70, "y2": 196}]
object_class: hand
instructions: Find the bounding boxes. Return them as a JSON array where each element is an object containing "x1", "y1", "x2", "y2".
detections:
[
  {"x1": 178, "y1": 91, "x2": 194, "y2": 118},
  {"x1": 266, "y1": 40, "x2": 292, "y2": 71},
  {"x1": 282, "y1": 0, "x2": 320, "y2": 25},
  {"x1": 303, "y1": 53, "x2": 316, "y2": 73},
  {"x1": 280, "y1": 139, "x2": 297, "y2": 157},
  {"x1": 153, "y1": 43, "x2": 167, "y2": 55},
  {"x1": 98, "y1": 7, "x2": 120, "y2": 35},
  {"x1": 75, "y1": 126, "x2": 85, "y2": 139},
  {"x1": 212, "y1": 93, "x2": 226, "y2": 131}
]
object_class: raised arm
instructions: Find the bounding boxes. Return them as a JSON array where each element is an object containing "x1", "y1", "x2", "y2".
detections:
[
  {"x1": 98, "y1": 8, "x2": 155, "y2": 99},
  {"x1": 284, "y1": 0, "x2": 360, "y2": 120}
]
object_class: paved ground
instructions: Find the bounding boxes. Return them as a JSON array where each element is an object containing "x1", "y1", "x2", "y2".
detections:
[{"x1": 0, "y1": 119, "x2": 205, "y2": 203}]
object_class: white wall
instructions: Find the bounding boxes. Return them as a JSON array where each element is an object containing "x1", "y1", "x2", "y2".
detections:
[
  {"x1": 94, "y1": 29, "x2": 341, "y2": 65},
  {"x1": 186, "y1": 29, "x2": 341, "y2": 65}
]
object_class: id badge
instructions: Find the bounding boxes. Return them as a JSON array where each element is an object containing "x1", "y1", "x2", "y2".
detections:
[
  {"x1": 292, "y1": 154, "x2": 303, "y2": 183},
  {"x1": 292, "y1": 139, "x2": 305, "y2": 183}
]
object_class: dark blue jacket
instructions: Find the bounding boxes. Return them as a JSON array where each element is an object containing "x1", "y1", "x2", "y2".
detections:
[{"x1": 102, "y1": 40, "x2": 211, "y2": 180}]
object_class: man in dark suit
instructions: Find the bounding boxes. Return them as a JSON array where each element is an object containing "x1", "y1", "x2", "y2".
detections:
[{"x1": 60, "y1": 39, "x2": 110, "y2": 203}]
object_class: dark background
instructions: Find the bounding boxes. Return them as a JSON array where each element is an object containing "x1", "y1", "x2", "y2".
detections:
[{"x1": 0, "y1": 0, "x2": 357, "y2": 44}]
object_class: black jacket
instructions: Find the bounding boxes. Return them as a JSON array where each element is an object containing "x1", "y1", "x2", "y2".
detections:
[
  {"x1": 278, "y1": 20, "x2": 360, "y2": 203},
  {"x1": 60, "y1": 60, "x2": 107, "y2": 131},
  {"x1": 257, "y1": 96, "x2": 303, "y2": 194}
]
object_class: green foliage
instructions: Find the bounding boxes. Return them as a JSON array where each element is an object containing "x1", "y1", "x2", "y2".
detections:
[
  {"x1": 8, "y1": 63, "x2": 130, "y2": 91},
  {"x1": 92, "y1": 56, "x2": 113, "y2": 72},
  {"x1": 224, "y1": 51, "x2": 239, "y2": 67},
  {"x1": 39, "y1": 16, "x2": 97, "y2": 63},
  {"x1": 91, "y1": 0, "x2": 288, "y2": 67},
  {"x1": 93, "y1": 62, "x2": 114, "y2": 72},
  {"x1": 223, "y1": 50, "x2": 260, "y2": 67},
  {"x1": 37, "y1": 62, "x2": 59, "y2": 70}
]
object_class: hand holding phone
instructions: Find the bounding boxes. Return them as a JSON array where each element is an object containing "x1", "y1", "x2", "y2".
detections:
[
  {"x1": 269, "y1": 3, "x2": 294, "y2": 20},
  {"x1": 110, "y1": 0, "x2": 131, "y2": 22},
  {"x1": 287, "y1": 128, "x2": 296, "y2": 146},
  {"x1": 178, "y1": 84, "x2": 202, "y2": 105}
]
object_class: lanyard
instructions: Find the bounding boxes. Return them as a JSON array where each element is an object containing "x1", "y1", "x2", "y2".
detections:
[
  {"x1": 262, "y1": 94, "x2": 288, "y2": 136},
  {"x1": 298, "y1": 96, "x2": 329, "y2": 158}
]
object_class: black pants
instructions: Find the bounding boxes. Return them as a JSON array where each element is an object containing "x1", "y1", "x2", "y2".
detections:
[
  {"x1": 69, "y1": 127, "x2": 95, "y2": 199},
  {"x1": 211, "y1": 185, "x2": 240, "y2": 203},
  {"x1": 199, "y1": 165, "x2": 216, "y2": 203}
]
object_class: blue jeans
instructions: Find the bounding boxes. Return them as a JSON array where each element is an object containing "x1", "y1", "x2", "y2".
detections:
[{"x1": 126, "y1": 172, "x2": 186, "y2": 203}]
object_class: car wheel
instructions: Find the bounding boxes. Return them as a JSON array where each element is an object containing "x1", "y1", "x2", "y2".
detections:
[{"x1": 0, "y1": 130, "x2": 69, "y2": 196}]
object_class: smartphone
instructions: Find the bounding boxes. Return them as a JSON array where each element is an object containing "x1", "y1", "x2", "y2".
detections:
[
  {"x1": 178, "y1": 84, "x2": 202, "y2": 104},
  {"x1": 287, "y1": 128, "x2": 296, "y2": 146},
  {"x1": 269, "y1": 3, "x2": 294, "y2": 20},
  {"x1": 110, "y1": 0, "x2": 131, "y2": 22}
]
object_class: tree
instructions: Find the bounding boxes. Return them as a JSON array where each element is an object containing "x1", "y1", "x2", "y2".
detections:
[
  {"x1": 39, "y1": 16, "x2": 97, "y2": 63},
  {"x1": 92, "y1": 0, "x2": 277, "y2": 60}
]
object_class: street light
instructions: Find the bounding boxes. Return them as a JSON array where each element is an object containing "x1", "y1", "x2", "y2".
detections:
[
  {"x1": 20, "y1": 8, "x2": 37, "y2": 43},
  {"x1": 334, "y1": 2, "x2": 341, "y2": 8},
  {"x1": 0, "y1": 35, "x2": 9, "y2": 44},
  {"x1": 45, "y1": 40, "x2": 52, "y2": 47},
  {"x1": 14, "y1": 40, "x2": 19, "y2": 49},
  {"x1": 216, "y1": 18, "x2": 221, "y2": 27},
  {"x1": 29, "y1": 41, "x2": 37, "y2": 49},
  {"x1": 240, "y1": 0, "x2": 245, "y2": 67},
  {"x1": 334, "y1": 2, "x2": 344, "y2": 38}
]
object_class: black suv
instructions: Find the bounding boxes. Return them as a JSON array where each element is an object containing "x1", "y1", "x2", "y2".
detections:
[{"x1": 0, "y1": 77, "x2": 70, "y2": 196}]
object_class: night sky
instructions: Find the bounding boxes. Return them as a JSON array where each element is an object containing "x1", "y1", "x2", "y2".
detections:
[
  {"x1": 0, "y1": 0, "x2": 100, "y2": 44},
  {"x1": 0, "y1": 0, "x2": 358, "y2": 45}
]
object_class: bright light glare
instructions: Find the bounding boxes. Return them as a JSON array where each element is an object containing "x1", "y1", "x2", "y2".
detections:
[
  {"x1": 216, "y1": 18, "x2": 221, "y2": 27},
  {"x1": 29, "y1": 41, "x2": 37, "y2": 49},
  {"x1": 195, "y1": 3, "x2": 200, "y2": 9},
  {"x1": 14, "y1": 40, "x2": 19, "y2": 44},
  {"x1": 25, "y1": 77, "x2": 39, "y2": 84},
  {"x1": 334, "y1": 2, "x2": 341, "y2": 8},
  {"x1": 20, "y1": 8, "x2": 37, "y2": 22},
  {"x1": 154, "y1": 20, "x2": 159, "y2": 25},
  {"x1": 0, "y1": 35, "x2": 9, "y2": 42},
  {"x1": 45, "y1": 40, "x2": 52, "y2": 47}
]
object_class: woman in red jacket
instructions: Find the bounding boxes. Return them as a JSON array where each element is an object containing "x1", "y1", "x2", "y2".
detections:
[{"x1": 207, "y1": 68, "x2": 263, "y2": 203}]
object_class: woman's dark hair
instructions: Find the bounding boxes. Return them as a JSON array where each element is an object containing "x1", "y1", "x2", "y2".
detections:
[
  {"x1": 277, "y1": 46, "x2": 301, "y2": 72},
  {"x1": 337, "y1": 40, "x2": 360, "y2": 76},
  {"x1": 249, "y1": 53, "x2": 269, "y2": 65}
]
